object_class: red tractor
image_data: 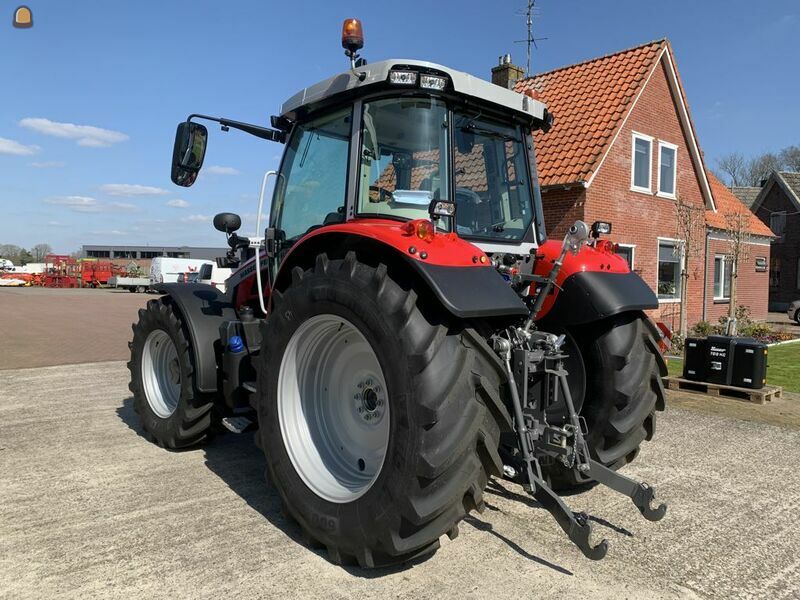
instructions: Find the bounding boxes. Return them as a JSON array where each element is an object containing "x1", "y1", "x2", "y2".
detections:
[{"x1": 128, "y1": 20, "x2": 669, "y2": 567}]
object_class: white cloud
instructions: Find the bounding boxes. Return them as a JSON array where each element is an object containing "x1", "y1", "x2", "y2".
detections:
[
  {"x1": 44, "y1": 196, "x2": 138, "y2": 213},
  {"x1": 109, "y1": 201, "x2": 137, "y2": 211},
  {"x1": 19, "y1": 118, "x2": 129, "y2": 148},
  {"x1": 182, "y1": 214, "x2": 212, "y2": 223},
  {"x1": 89, "y1": 229, "x2": 128, "y2": 236},
  {"x1": 45, "y1": 196, "x2": 99, "y2": 213},
  {"x1": 0, "y1": 137, "x2": 40, "y2": 156},
  {"x1": 30, "y1": 161, "x2": 65, "y2": 168},
  {"x1": 47, "y1": 221, "x2": 66, "y2": 226},
  {"x1": 206, "y1": 165, "x2": 240, "y2": 175},
  {"x1": 166, "y1": 199, "x2": 190, "y2": 208},
  {"x1": 99, "y1": 183, "x2": 168, "y2": 196}
]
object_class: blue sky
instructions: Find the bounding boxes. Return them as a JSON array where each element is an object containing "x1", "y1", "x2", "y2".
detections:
[{"x1": 1, "y1": 0, "x2": 797, "y2": 253}]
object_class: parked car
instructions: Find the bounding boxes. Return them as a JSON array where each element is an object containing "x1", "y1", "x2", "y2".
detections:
[{"x1": 788, "y1": 300, "x2": 800, "y2": 325}]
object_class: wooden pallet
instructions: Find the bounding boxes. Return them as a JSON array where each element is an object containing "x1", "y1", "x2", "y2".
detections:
[{"x1": 663, "y1": 377, "x2": 783, "y2": 405}]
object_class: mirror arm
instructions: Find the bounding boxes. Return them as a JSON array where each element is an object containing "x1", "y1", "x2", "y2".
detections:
[{"x1": 187, "y1": 114, "x2": 285, "y2": 143}]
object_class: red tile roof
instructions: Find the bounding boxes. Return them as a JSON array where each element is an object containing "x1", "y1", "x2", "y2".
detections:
[
  {"x1": 515, "y1": 40, "x2": 666, "y2": 187},
  {"x1": 706, "y1": 172, "x2": 774, "y2": 237}
]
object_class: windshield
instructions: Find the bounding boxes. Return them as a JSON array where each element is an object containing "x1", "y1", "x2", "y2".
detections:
[
  {"x1": 453, "y1": 112, "x2": 533, "y2": 242},
  {"x1": 357, "y1": 97, "x2": 450, "y2": 227}
]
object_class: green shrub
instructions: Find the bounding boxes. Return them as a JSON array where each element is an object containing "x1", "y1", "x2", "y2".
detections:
[{"x1": 691, "y1": 320, "x2": 718, "y2": 337}]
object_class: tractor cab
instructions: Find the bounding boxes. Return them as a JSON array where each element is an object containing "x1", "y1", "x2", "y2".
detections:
[{"x1": 171, "y1": 20, "x2": 552, "y2": 278}]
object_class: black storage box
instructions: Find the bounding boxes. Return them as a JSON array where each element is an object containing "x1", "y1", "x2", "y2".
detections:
[
  {"x1": 730, "y1": 339, "x2": 768, "y2": 389},
  {"x1": 706, "y1": 335, "x2": 733, "y2": 385},
  {"x1": 683, "y1": 337, "x2": 708, "y2": 381},
  {"x1": 700, "y1": 335, "x2": 768, "y2": 389}
]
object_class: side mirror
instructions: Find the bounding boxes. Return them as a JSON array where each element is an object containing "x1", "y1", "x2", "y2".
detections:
[
  {"x1": 171, "y1": 121, "x2": 208, "y2": 187},
  {"x1": 213, "y1": 212, "x2": 242, "y2": 234}
]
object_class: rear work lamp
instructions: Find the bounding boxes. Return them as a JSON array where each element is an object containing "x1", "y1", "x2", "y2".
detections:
[
  {"x1": 389, "y1": 70, "x2": 418, "y2": 85},
  {"x1": 429, "y1": 200, "x2": 456, "y2": 219},
  {"x1": 420, "y1": 74, "x2": 447, "y2": 91},
  {"x1": 590, "y1": 221, "x2": 612, "y2": 237}
]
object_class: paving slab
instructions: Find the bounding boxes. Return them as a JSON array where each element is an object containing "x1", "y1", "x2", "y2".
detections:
[
  {"x1": 0, "y1": 287, "x2": 150, "y2": 370},
  {"x1": 2, "y1": 362, "x2": 800, "y2": 599}
]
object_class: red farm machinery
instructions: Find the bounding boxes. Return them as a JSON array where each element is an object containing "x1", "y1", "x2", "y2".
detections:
[
  {"x1": 42, "y1": 255, "x2": 79, "y2": 288},
  {"x1": 127, "y1": 20, "x2": 670, "y2": 568}
]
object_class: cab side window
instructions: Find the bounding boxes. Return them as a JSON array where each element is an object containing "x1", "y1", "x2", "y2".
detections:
[{"x1": 274, "y1": 109, "x2": 351, "y2": 241}]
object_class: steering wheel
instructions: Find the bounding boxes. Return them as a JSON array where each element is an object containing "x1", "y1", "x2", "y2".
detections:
[{"x1": 368, "y1": 185, "x2": 394, "y2": 203}]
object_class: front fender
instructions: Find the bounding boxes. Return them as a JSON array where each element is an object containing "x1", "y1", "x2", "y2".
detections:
[{"x1": 155, "y1": 283, "x2": 237, "y2": 393}]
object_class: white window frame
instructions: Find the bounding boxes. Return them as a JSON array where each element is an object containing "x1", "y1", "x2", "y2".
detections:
[
  {"x1": 656, "y1": 237, "x2": 683, "y2": 303},
  {"x1": 616, "y1": 243, "x2": 636, "y2": 269},
  {"x1": 713, "y1": 254, "x2": 731, "y2": 301},
  {"x1": 630, "y1": 132, "x2": 653, "y2": 194},
  {"x1": 656, "y1": 141, "x2": 678, "y2": 199}
]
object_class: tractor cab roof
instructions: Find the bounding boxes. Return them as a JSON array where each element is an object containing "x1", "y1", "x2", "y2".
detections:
[{"x1": 279, "y1": 59, "x2": 549, "y2": 126}]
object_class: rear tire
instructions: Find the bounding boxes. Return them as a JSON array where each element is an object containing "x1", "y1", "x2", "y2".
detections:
[
  {"x1": 256, "y1": 253, "x2": 511, "y2": 568},
  {"x1": 127, "y1": 297, "x2": 215, "y2": 448},
  {"x1": 545, "y1": 312, "x2": 666, "y2": 489}
]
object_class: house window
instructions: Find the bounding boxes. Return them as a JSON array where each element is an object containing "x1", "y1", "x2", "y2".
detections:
[
  {"x1": 657, "y1": 240, "x2": 682, "y2": 301},
  {"x1": 770, "y1": 257, "x2": 781, "y2": 288},
  {"x1": 713, "y1": 255, "x2": 732, "y2": 300},
  {"x1": 797, "y1": 257, "x2": 800, "y2": 290},
  {"x1": 754, "y1": 256, "x2": 767, "y2": 272},
  {"x1": 657, "y1": 142, "x2": 677, "y2": 198},
  {"x1": 770, "y1": 211, "x2": 786, "y2": 242},
  {"x1": 631, "y1": 133, "x2": 652, "y2": 193},
  {"x1": 616, "y1": 244, "x2": 635, "y2": 269}
]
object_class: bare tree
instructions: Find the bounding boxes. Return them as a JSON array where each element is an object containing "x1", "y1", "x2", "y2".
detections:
[
  {"x1": 31, "y1": 243, "x2": 52, "y2": 262},
  {"x1": 674, "y1": 195, "x2": 705, "y2": 339},
  {"x1": 780, "y1": 145, "x2": 800, "y2": 172},
  {"x1": 745, "y1": 152, "x2": 782, "y2": 186},
  {"x1": 722, "y1": 210, "x2": 753, "y2": 335},
  {"x1": 716, "y1": 152, "x2": 747, "y2": 186},
  {"x1": 0, "y1": 244, "x2": 22, "y2": 261}
]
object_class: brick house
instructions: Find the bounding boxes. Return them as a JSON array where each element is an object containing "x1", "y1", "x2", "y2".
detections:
[
  {"x1": 733, "y1": 172, "x2": 800, "y2": 311},
  {"x1": 491, "y1": 40, "x2": 773, "y2": 330}
]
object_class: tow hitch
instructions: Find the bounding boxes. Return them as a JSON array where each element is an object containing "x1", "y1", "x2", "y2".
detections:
[{"x1": 495, "y1": 332, "x2": 666, "y2": 559}]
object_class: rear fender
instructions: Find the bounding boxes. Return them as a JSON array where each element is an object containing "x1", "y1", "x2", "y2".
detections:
[
  {"x1": 273, "y1": 223, "x2": 529, "y2": 319},
  {"x1": 533, "y1": 240, "x2": 658, "y2": 326},
  {"x1": 155, "y1": 283, "x2": 237, "y2": 393}
]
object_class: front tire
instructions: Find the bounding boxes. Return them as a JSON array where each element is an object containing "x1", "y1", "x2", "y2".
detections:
[
  {"x1": 256, "y1": 253, "x2": 511, "y2": 568},
  {"x1": 128, "y1": 298, "x2": 215, "y2": 448}
]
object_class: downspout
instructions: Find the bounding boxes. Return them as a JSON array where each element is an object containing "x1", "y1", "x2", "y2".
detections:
[{"x1": 702, "y1": 228, "x2": 709, "y2": 322}]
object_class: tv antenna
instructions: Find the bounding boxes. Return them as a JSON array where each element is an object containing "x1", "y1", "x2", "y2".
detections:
[{"x1": 514, "y1": 0, "x2": 547, "y2": 77}]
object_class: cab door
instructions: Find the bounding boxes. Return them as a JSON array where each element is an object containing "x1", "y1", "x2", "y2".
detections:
[{"x1": 269, "y1": 108, "x2": 353, "y2": 276}]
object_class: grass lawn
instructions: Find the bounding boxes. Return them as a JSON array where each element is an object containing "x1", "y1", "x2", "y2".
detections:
[{"x1": 667, "y1": 341, "x2": 800, "y2": 392}]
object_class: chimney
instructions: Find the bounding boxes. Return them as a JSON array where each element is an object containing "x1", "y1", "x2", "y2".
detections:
[{"x1": 491, "y1": 54, "x2": 524, "y2": 90}]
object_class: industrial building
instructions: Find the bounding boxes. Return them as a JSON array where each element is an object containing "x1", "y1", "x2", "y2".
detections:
[{"x1": 81, "y1": 245, "x2": 227, "y2": 260}]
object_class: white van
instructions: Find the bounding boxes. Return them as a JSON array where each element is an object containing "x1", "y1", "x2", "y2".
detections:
[
  {"x1": 149, "y1": 257, "x2": 214, "y2": 285},
  {"x1": 197, "y1": 263, "x2": 232, "y2": 292}
]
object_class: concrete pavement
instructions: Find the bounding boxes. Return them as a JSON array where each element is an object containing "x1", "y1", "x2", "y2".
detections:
[{"x1": 2, "y1": 361, "x2": 800, "y2": 599}]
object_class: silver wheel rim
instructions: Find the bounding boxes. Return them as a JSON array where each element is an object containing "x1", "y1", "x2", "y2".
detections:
[
  {"x1": 141, "y1": 329, "x2": 182, "y2": 418},
  {"x1": 278, "y1": 314, "x2": 390, "y2": 503}
]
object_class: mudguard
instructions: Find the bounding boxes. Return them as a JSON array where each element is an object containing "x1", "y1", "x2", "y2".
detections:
[
  {"x1": 273, "y1": 223, "x2": 530, "y2": 320},
  {"x1": 532, "y1": 239, "x2": 658, "y2": 325},
  {"x1": 540, "y1": 270, "x2": 658, "y2": 326},
  {"x1": 155, "y1": 282, "x2": 237, "y2": 393}
]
